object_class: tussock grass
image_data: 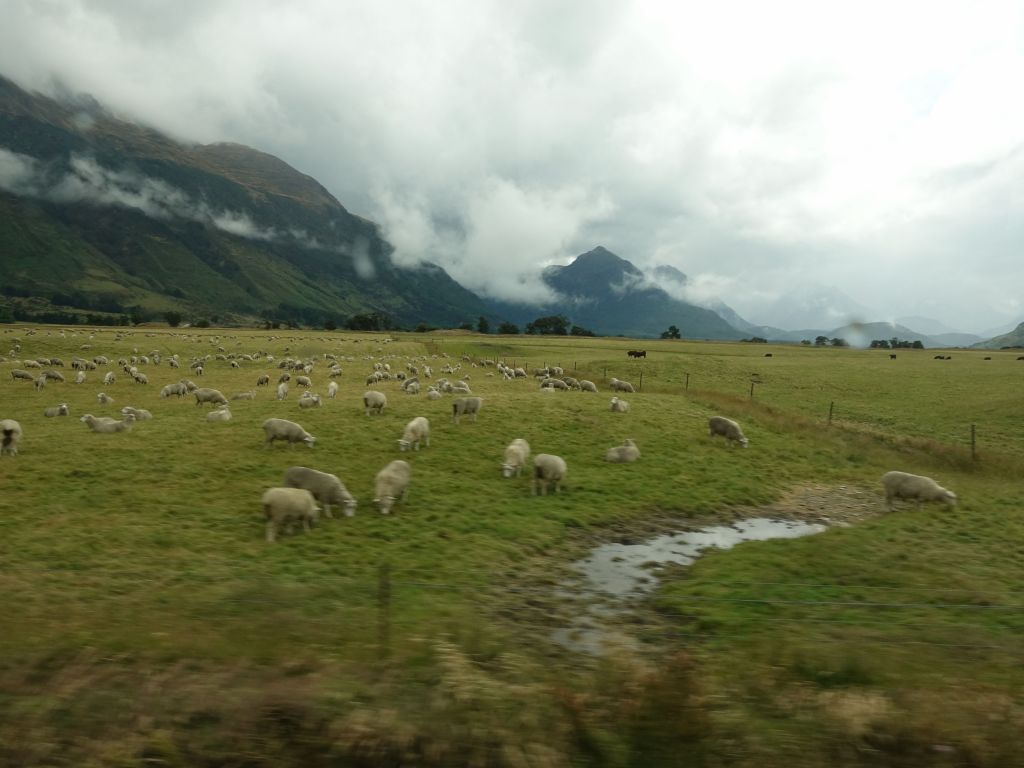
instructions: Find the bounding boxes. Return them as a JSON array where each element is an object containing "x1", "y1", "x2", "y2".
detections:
[{"x1": 2, "y1": 327, "x2": 1023, "y2": 765}]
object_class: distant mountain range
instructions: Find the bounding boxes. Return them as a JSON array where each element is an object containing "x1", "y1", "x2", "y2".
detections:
[{"x1": 0, "y1": 74, "x2": 1017, "y2": 347}]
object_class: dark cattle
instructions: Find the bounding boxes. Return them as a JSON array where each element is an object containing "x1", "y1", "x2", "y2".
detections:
[
  {"x1": 934, "y1": 355, "x2": 945, "y2": 360},
  {"x1": 1018, "y1": 356, "x2": 1024, "y2": 361},
  {"x1": 889, "y1": 354, "x2": 897, "y2": 360},
  {"x1": 764, "y1": 353, "x2": 773, "y2": 357},
  {"x1": 627, "y1": 350, "x2": 647, "y2": 359},
  {"x1": 984, "y1": 357, "x2": 992, "y2": 360}
]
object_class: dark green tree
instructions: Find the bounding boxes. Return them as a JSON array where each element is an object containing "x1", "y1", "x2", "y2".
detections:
[
  {"x1": 570, "y1": 324, "x2": 595, "y2": 336},
  {"x1": 660, "y1": 325, "x2": 682, "y2": 339},
  {"x1": 164, "y1": 311, "x2": 183, "y2": 328},
  {"x1": 477, "y1": 316, "x2": 490, "y2": 334},
  {"x1": 814, "y1": 335, "x2": 829, "y2": 346},
  {"x1": 497, "y1": 321, "x2": 519, "y2": 335},
  {"x1": 830, "y1": 337, "x2": 848, "y2": 347},
  {"x1": 526, "y1": 315, "x2": 570, "y2": 335}
]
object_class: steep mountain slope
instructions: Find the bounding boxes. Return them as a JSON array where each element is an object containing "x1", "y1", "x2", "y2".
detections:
[{"x1": 0, "y1": 75, "x2": 490, "y2": 326}]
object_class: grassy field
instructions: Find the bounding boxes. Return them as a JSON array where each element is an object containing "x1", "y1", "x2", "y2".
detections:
[{"x1": 1, "y1": 326, "x2": 1023, "y2": 766}]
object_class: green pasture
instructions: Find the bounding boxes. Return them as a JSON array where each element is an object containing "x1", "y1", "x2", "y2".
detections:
[{"x1": 1, "y1": 326, "x2": 1022, "y2": 766}]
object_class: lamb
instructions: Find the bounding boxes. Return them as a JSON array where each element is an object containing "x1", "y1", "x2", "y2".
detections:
[
  {"x1": 605, "y1": 438, "x2": 641, "y2": 463},
  {"x1": 1, "y1": 419, "x2": 22, "y2": 456},
  {"x1": 881, "y1": 471, "x2": 957, "y2": 512},
  {"x1": 452, "y1": 396, "x2": 483, "y2": 424},
  {"x1": 502, "y1": 438, "x2": 531, "y2": 478},
  {"x1": 298, "y1": 393, "x2": 322, "y2": 408},
  {"x1": 708, "y1": 415, "x2": 749, "y2": 448},
  {"x1": 262, "y1": 487, "x2": 320, "y2": 543},
  {"x1": 194, "y1": 387, "x2": 229, "y2": 407},
  {"x1": 532, "y1": 454, "x2": 567, "y2": 496},
  {"x1": 363, "y1": 390, "x2": 387, "y2": 416},
  {"x1": 80, "y1": 413, "x2": 135, "y2": 433},
  {"x1": 397, "y1": 416, "x2": 430, "y2": 452},
  {"x1": 374, "y1": 460, "x2": 411, "y2": 514},
  {"x1": 610, "y1": 396, "x2": 630, "y2": 413},
  {"x1": 327, "y1": 381, "x2": 338, "y2": 398},
  {"x1": 121, "y1": 406, "x2": 153, "y2": 421},
  {"x1": 43, "y1": 403, "x2": 70, "y2": 418},
  {"x1": 206, "y1": 406, "x2": 232, "y2": 422},
  {"x1": 283, "y1": 466, "x2": 357, "y2": 517},
  {"x1": 97, "y1": 392, "x2": 114, "y2": 405},
  {"x1": 232, "y1": 390, "x2": 257, "y2": 401},
  {"x1": 579, "y1": 379, "x2": 598, "y2": 393},
  {"x1": 262, "y1": 418, "x2": 316, "y2": 448},
  {"x1": 609, "y1": 377, "x2": 635, "y2": 393}
]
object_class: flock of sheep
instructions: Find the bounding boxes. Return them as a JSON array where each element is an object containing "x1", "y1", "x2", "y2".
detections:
[{"x1": 1, "y1": 327, "x2": 958, "y2": 543}]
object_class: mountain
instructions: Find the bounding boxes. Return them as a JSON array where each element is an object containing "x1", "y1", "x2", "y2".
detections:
[
  {"x1": 745, "y1": 284, "x2": 876, "y2": 331},
  {"x1": 0, "y1": 75, "x2": 491, "y2": 326},
  {"x1": 972, "y1": 322, "x2": 1024, "y2": 349},
  {"x1": 494, "y1": 247, "x2": 744, "y2": 339}
]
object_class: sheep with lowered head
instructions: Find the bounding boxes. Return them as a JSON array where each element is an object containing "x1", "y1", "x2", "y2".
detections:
[
  {"x1": 232, "y1": 390, "x2": 257, "y2": 401},
  {"x1": 120, "y1": 406, "x2": 153, "y2": 421},
  {"x1": 80, "y1": 413, "x2": 135, "y2": 433},
  {"x1": 610, "y1": 396, "x2": 630, "y2": 413},
  {"x1": 708, "y1": 416, "x2": 748, "y2": 448},
  {"x1": 327, "y1": 381, "x2": 338, "y2": 399},
  {"x1": 206, "y1": 406, "x2": 232, "y2": 422},
  {"x1": 609, "y1": 377, "x2": 635, "y2": 393},
  {"x1": 502, "y1": 438, "x2": 530, "y2": 478},
  {"x1": 881, "y1": 471, "x2": 957, "y2": 511},
  {"x1": 262, "y1": 417, "x2": 316, "y2": 448},
  {"x1": 397, "y1": 416, "x2": 430, "y2": 452},
  {"x1": 43, "y1": 404, "x2": 70, "y2": 418},
  {"x1": 374, "y1": 459, "x2": 411, "y2": 514},
  {"x1": 363, "y1": 390, "x2": 387, "y2": 416},
  {"x1": 97, "y1": 392, "x2": 114, "y2": 405},
  {"x1": 1, "y1": 419, "x2": 22, "y2": 456},
  {"x1": 262, "y1": 487, "x2": 320, "y2": 542},
  {"x1": 298, "y1": 393, "x2": 322, "y2": 409},
  {"x1": 605, "y1": 438, "x2": 640, "y2": 463},
  {"x1": 579, "y1": 379, "x2": 598, "y2": 393},
  {"x1": 452, "y1": 396, "x2": 483, "y2": 424},
  {"x1": 532, "y1": 454, "x2": 567, "y2": 496},
  {"x1": 283, "y1": 466, "x2": 357, "y2": 517},
  {"x1": 194, "y1": 387, "x2": 229, "y2": 407}
]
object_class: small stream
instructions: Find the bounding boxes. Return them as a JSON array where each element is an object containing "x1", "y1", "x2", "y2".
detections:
[{"x1": 552, "y1": 518, "x2": 826, "y2": 654}]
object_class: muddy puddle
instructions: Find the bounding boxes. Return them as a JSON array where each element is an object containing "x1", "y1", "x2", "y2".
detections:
[{"x1": 552, "y1": 517, "x2": 827, "y2": 655}]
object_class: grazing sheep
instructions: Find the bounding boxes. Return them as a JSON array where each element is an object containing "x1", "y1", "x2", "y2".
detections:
[
  {"x1": 605, "y1": 438, "x2": 640, "y2": 463},
  {"x1": 426, "y1": 389, "x2": 442, "y2": 401},
  {"x1": 363, "y1": 390, "x2": 387, "y2": 416},
  {"x1": 579, "y1": 379, "x2": 598, "y2": 393},
  {"x1": 374, "y1": 460, "x2": 412, "y2": 514},
  {"x1": 206, "y1": 406, "x2": 232, "y2": 422},
  {"x1": 34, "y1": 376, "x2": 46, "y2": 392},
  {"x1": 452, "y1": 396, "x2": 483, "y2": 424},
  {"x1": 103, "y1": 372, "x2": 116, "y2": 385},
  {"x1": 277, "y1": 381, "x2": 289, "y2": 400},
  {"x1": 405, "y1": 381, "x2": 420, "y2": 395},
  {"x1": 256, "y1": 374, "x2": 270, "y2": 387},
  {"x1": 43, "y1": 403, "x2": 70, "y2": 418},
  {"x1": 232, "y1": 390, "x2": 257, "y2": 401},
  {"x1": 80, "y1": 413, "x2": 135, "y2": 433},
  {"x1": 532, "y1": 454, "x2": 567, "y2": 496},
  {"x1": 327, "y1": 381, "x2": 338, "y2": 398},
  {"x1": 295, "y1": 375, "x2": 312, "y2": 388},
  {"x1": 1, "y1": 419, "x2": 23, "y2": 456},
  {"x1": 502, "y1": 438, "x2": 531, "y2": 478},
  {"x1": 262, "y1": 487, "x2": 320, "y2": 543},
  {"x1": 708, "y1": 415, "x2": 749, "y2": 448},
  {"x1": 120, "y1": 406, "x2": 153, "y2": 421},
  {"x1": 540, "y1": 378, "x2": 569, "y2": 390},
  {"x1": 397, "y1": 416, "x2": 430, "y2": 452},
  {"x1": 10, "y1": 369, "x2": 34, "y2": 382},
  {"x1": 97, "y1": 392, "x2": 114, "y2": 405},
  {"x1": 881, "y1": 471, "x2": 957, "y2": 511},
  {"x1": 609, "y1": 377, "x2": 636, "y2": 393},
  {"x1": 262, "y1": 418, "x2": 316, "y2": 448},
  {"x1": 160, "y1": 381, "x2": 188, "y2": 398},
  {"x1": 610, "y1": 396, "x2": 630, "y2": 413},
  {"x1": 194, "y1": 387, "x2": 229, "y2": 407},
  {"x1": 278, "y1": 372, "x2": 291, "y2": 384},
  {"x1": 43, "y1": 370, "x2": 65, "y2": 382},
  {"x1": 283, "y1": 466, "x2": 357, "y2": 517},
  {"x1": 298, "y1": 393, "x2": 322, "y2": 408}
]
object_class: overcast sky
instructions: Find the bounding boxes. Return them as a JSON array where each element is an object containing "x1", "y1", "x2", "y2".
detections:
[{"x1": 1, "y1": 0, "x2": 1022, "y2": 333}]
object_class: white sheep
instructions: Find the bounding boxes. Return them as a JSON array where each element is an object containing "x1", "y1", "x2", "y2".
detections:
[
  {"x1": 206, "y1": 406, "x2": 232, "y2": 422},
  {"x1": 80, "y1": 413, "x2": 135, "y2": 433},
  {"x1": 10, "y1": 369, "x2": 34, "y2": 382},
  {"x1": 605, "y1": 438, "x2": 640, "y2": 463},
  {"x1": 610, "y1": 396, "x2": 630, "y2": 413},
  {"x1": 580, "y1": 379, "x2": 598, "y2": 393},
  {"x1": 609, "y1": 377, "x2": 636, "y2": 393},
  {"x1": 103, "y1": 371, "x2": 116, "y2": 385},
  {"x1": 43, "y1": 404, "x2": 70, "y2": 418},
  {"x1": 398, "y1": 416, "x2": 430, "y2": 452},
  {"x1": 881, "y1": 471, "x2": 957, "y2": 511},
  {"x1": 276, "y1": 381, "x2": 289, "y2": 401},
  {"x1": 120, "y1": 406, "x2": 153, "y2": 421},
  {"x1": 262, "y1": 487, "x2": 320, "y2": 542},
  {"x1": 540, "y1": 378, "x2": 569, "y2": 391},
  {"x1": 374, "y1": 459, "x2": 411, "y2": 514},
  {"x1": 452, "y1": 396, "x2": 483, "y2": 424},
  {"x1": 194, "y1": 387, "x2": 229, "y2": 407},
  {"x1": 262, "y1": 418, "x2": 316, "y2": 448},
  {"x1": 34, "y1": 375, "x2": 46, "y2": 392},
  {"x1": 232, "y1": 390, "x2": 257, "y2": 401},
  {"x1": 283, "y1": 466, "x2": 357, "y2": 517},
  {"x1": 363, "y1": 390, "x2": 387, "y2": 416},
  {"x1": 97, "y1": 392, "x2": 114, "y2": 405},
  {"x1": 295, "y1": 375, "x2": 312, "y2": 388},
  {"x1": 0, "y1": 419, "x2": 22, "y2": 456},
  {"x1": 532, "y1": 454, "x2": 567, "y2": 495},
  {"x1": 75, "y1": 371, "x2": 86, "y2": 384},
  {"x1": 502, "y1": 438, "x2": 531, "y2": 478},
  {"x1": 327, "y1": 381, "x2": 338, "y2": 398},
  {"x1": 708, "y1": 416, "x2": 748, "y2": 448}
]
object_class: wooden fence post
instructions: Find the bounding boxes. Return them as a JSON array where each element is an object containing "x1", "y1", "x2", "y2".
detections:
[
  {"x1": 685, "y1": 372, "x2": 690, "y2": 391},
  {"x1": 828, "y1": 401, "x2": 834, "y2": 425}
]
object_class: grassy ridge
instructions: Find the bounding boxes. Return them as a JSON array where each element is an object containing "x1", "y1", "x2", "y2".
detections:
[{"x1": 1, "y1": 328, "x2": 1022, "y2": 765}]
